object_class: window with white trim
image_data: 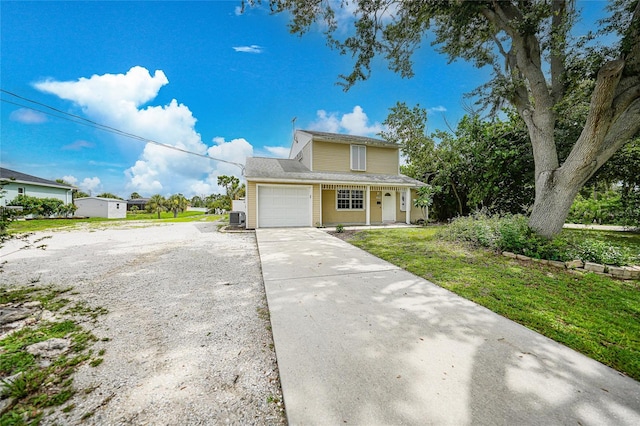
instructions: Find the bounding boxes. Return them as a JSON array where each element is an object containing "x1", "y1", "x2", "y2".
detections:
[
  {"x1": 337, "y1": 189, "x2": 364, "y2": 210},
  {"x1": 351, "y1": 145, "x2": 366, "y2": 171}
]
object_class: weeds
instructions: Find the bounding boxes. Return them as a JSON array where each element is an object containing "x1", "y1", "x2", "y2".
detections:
[{"x1": 0, "y1": 285, "x2": 108, "y2": 424}]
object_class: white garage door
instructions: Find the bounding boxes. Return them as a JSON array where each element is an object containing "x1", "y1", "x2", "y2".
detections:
[{"x1": 258, "y1": 186, "x2": 312, "y2": 228}]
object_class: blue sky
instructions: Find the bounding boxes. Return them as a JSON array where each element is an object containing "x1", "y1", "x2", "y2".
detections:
[{"x1": 1, "y1": 1, "x2": 609, "y2": 198}]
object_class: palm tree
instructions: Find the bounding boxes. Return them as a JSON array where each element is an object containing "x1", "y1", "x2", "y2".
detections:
[
  {"x1": 147, "y1": 194, "x2": 166, "y2": 219},
  {"x1": 167, "y1": 194, "x2": 188, "y2": 218}
]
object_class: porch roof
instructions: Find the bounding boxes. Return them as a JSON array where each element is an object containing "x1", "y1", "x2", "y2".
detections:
[{"x1": 245, "y1": 157, "x2": 424, "y2": 187}]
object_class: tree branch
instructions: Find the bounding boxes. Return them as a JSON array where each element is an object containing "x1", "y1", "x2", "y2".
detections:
[{"x1": 550, "y1": 0, "x2": 568, "y2": 104}]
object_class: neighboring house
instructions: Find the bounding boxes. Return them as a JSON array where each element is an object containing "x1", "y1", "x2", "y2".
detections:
[
  {"x1": 126, "y1": 198, "x2": 149, "y2": 211},
  {"x1": 75, "y1": 197, "x2": 126, "y2": 219},
  {"x1": 244, "y1": 130, "x2": 425, "y2": 229},
  {"x1": 0, "y1": 167, "x2": 75, "y2": 206}
]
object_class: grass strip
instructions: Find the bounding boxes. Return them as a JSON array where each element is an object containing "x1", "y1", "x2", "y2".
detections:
[{"x1": 7, "y1": 212, "x2": 224, "y2": 234}]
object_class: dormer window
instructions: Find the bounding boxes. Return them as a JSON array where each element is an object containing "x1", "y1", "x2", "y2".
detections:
[{"x1": 351, "y1": 145, "x2": 366, "y2": 171}]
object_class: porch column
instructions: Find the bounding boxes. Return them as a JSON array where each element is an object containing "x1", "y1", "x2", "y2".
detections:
[
  {"x1": 405, "y1": 188, "x2": 411, "y2": 224},
  {"x1": 365, "y1": 186, "x2": 371, "y2": 226}
]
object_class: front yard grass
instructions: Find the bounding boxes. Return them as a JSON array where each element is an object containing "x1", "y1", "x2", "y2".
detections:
[
  {"x1": 7, "y1": 212, "x2": 224, "y2": 234},
  {"x1": 347, "y1": 227, "x2": 640, "y2": 381}
]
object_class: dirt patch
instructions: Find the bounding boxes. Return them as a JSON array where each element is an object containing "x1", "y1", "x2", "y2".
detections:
[{"x1": 0, "y1": 222, "x2": 286, "y2": 425}]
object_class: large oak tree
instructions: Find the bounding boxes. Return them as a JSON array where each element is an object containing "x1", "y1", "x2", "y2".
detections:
[{"x1": 249, "y1": 0, "x2": 640, "y2": 237}]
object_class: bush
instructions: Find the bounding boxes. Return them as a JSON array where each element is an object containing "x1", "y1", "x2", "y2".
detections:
[
  {"x1": 568, "y1": 239, "x2": 635, "y2": 266},
  {"x1": 8, "y1": 195, "x2": 65, "y2": 217},
  {"x1": 335, "y1": 224, "x2": 344, "y2": 233},
  {"x1": 439, "y1": 212, "x2": 637, "y2": 266}
]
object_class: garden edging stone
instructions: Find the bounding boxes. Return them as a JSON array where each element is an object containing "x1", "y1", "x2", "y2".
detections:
[{"x1": 502, "y1": 252, "x2": 640, "y2": 280}]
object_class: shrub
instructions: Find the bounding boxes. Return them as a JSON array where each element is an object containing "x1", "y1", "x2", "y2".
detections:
[
  {"x1": 568, "y1": 238, "x2": 634, "y2": 266},
  {"x1": 335, "y1": 224, "x2": 344, "y2": 233},
  {"x1": 439, "y1": 212, "x2": 637, "y2": 266}
]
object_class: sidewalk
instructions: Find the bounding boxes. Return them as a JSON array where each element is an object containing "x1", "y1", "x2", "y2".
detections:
[{"x1": 256, "y1": 227, "x2": 640, "y2": 426}]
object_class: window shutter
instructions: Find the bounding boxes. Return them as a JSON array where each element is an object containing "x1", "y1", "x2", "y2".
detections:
[{"x1": 351, "y1": 145, "x2": 366, "y2": 171}]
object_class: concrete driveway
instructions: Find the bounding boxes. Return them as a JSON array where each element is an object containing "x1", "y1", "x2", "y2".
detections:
[{"x1": 256, "y1": 227, "x2": 640, "y2": 426}]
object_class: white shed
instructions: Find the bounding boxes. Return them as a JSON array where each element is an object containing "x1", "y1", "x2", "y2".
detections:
[{"x1": 75, "y1": 197, "x2": 126, "y2": 219}]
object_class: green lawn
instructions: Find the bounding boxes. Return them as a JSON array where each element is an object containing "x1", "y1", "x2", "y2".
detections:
[
  {"x1": 7, "y1": 211, "x2": 224, "y2": 234},
  {"x1": 564, "y1": 228, "x2": 640, "y2": 253},
  {"x1": 347, "y1": 227, "x2": 640, "y2": 381}
]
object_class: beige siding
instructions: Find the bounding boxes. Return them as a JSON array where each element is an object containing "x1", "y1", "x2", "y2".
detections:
[
  {"x1": 245, "y1": 181, "x2": 320, "y2": 229},
  {"x1": 246, "y1": 181, "x2": 257, "y2": 229},
  {"x1": 302, "y1": 142, "x2": 313, "y2": 170},
  {"x1": 312, "y1": 141, "x2": 350, "y2": 172},
  {"x1": 367, "y1": 146, "x2": 399, "y2": 174},
  {"x1": 321, "y1": 190, "x2": 366, "y2": 225},
  {"x1": 312, "y1": 141, "x2": 399, "y2": 174}
]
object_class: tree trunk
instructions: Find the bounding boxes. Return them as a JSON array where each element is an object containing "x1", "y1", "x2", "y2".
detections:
[{"x1": 528, "y1": 170, "x2": 583, "y2": 237}]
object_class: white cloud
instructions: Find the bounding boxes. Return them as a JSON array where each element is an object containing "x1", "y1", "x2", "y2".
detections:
[
  {"x1": 62, "y1": 175, "x2": 78, "y2": 185},
  {"x1": 34, "y1": 66, "x2": 254, "y2": 197},
  {"x1": 80, "y1": 177, "x2": 102, "y2": 194},
  {"x1": 263, "y1": 146, "x2": 290, "y2": 158},
  {"x1": 310, "y1": 110, "x2": 341, "y2": 133},
  {"x1": 9, "y1": 108, "x2": 47, "y2": 124},
  {"x1": 427, "y1": 106, "x2": 447, "y2": 114},
  {"x1": 309, "y1": 106, "x2": 383, "y2": 136},
  {"x1": 232, "y1": 45, "x2": 263, "y2": 53}
]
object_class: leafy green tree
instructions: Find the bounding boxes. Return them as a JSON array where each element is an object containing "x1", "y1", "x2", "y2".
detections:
[
  {"x1": 384, "y1": 103, "x2": 533, "y2": 219},
  {"x1": 217, "y1": 175, "x2": 246, "y2": 211},
  {"x1": 205, "y1": 194, "x2": 227, "y2": 212},
  {"x1": 147, "y1": 194, "x2": 167, "y2": 219},
  {"x1": 166, "y1": 194, "x2": 188, "y2": 218},
  {"x1": 0, "y1": 185, "x2": 13, "y2": 245},
  {"x1": 96, "y1": 192, "x2": 123, "y2": 200},
  {"x1": 129, "y1": 192, "x2": 142, "y2": 199},
  {"x1": 256, "y1": 0, "x2": 640, "y2": 237},
  {"x1": 9, "y1": 195, "x2": 64, "y2": 217},
  {"x1": 413, "y1": 185, "x2": 440, "y2": 223},
  {"x1": 74, "y1": 190, "x2": 90, "y2": 199},
  {"x1": 190, "y1": 195, "x2": 205, "y2": 208}
]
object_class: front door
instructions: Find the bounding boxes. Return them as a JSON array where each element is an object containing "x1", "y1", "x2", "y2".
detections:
[{"x1": 382, "y1": 192, "x2": 396, "y2": 222}]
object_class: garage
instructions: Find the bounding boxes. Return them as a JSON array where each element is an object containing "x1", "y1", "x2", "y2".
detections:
[{"x1": 257, "y1": 185, "x2": 312, "y2": 228}]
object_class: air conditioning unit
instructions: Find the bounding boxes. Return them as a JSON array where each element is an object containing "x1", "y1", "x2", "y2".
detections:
[{"x1": 229, "y1": 211, "x2": 246, "y2": 226}]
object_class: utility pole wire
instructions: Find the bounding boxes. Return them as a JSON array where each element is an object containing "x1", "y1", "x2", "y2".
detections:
[{"x1": 0, "y1": 89, "x2": 245, "y2": 174}]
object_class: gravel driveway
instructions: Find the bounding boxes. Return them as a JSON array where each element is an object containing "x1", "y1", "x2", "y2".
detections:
[{"x1": 1, "y1": 221, "x2": 286, "y2": 425}]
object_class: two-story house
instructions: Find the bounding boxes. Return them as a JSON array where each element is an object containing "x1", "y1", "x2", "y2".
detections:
[{"x1": 244, "y1": 130, "x2": 425, "y2": 229}]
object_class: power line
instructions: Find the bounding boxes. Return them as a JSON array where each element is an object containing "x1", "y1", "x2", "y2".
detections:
[{"x1": 0, "y1": 89, "x2": 245, "y2": 174}]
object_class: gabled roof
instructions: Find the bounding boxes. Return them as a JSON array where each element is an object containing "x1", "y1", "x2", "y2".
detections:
[
  {"x1": 0, "y1": 167, "x2": 75, "y2": 190},
  {"x1": 245, "y1": 157, "x2": 424, "y2": 187},
  {"x1": 297, "y1": 130, "x2": 398, "y2": 148}
]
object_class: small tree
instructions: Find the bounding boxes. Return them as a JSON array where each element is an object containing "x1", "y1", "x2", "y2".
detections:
[
  {"x1": 0, "y1": 185, "x2": 13, "y2": 246},
  {"x1": 9, "y1": 195, "x2": 64, "y2": 217},
  {"x1": 413, "y1": 185, "x2": 440, "y2": 223},
  {"x1": 166, "y1": 194, "x2": 188, "y2": 218},
  {"x1": 147, "y1": 194, "x2": 166, "y2": 219}
]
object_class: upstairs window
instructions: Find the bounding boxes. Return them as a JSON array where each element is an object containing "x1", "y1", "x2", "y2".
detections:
[
  {"x1": 337, "y1": 189, "x2": 364, "y2": 210},
  {"x1": 351, "y1": 145, "x2": 366, "y2": 171}
]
